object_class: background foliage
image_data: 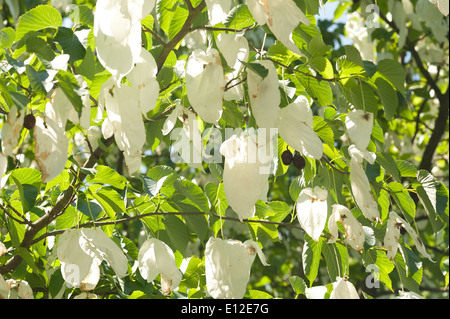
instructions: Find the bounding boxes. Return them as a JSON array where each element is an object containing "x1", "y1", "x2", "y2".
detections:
[{"x1": 0, "y1": 0, "x2": 448, "y2": 299}]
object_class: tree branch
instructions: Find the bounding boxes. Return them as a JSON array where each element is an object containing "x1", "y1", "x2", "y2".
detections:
[
  {"x1": 378, "y1": 8, "x2": 449, "y2": 172},
  {"x1": 156, "y1": 0, "x2": 206, "y2": 72},
  {"x1": 0, "y1": 137, "x2": 115, "y2": 275}
]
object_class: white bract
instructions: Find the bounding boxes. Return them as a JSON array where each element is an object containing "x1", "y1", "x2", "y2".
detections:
[
  {"x1": 384, "y1": 212, "x2": 434, "y2": 262},
  {"x1": 329, "y1": 277, "x2": 359, "y2": 299},
  {"x1": 0, "y1": 241, "x2": 6, "y2": 256},
  {"x1": 205, "y1": 237, "x2": 269, "y2": 299},
  {"x1": 247, "y1": 60, "x2": 280, "y2": 129},
  {"x1": 278, "y1": 96, "x2": 324, "y2": 159},
  {"x1": 348, "y1": 145, "x2": 380, "y2": 222},
  {"x1": 100, "y1": 79, "x2": 146, "y2": 174},
  {"x1": 56, "y1": 228, "x2": 128, "y2": 291},
  {"x1": 296, "y1": 187, "x2": 328, "y2": 241},
  {"x1": 345, "y1": 109, "x2": 373, "y2": 151},
  {"x1": 0, "y1": 276, "x2": 33, "y2": 299},
  {"x1": 0, "y1": 153, "x2": 7, "y2": 188},
  {"x1": 383, "y1": 211, "x2": 401, "y2": 261},
  {"x1": 46, "y1": 84, "x2": 91, "y2": 130},
  {"x1": 416, "y1": 0, "x2": 448, "y2": 43},
  {"x1": 328, "y1": 204, "x2": 365, "y2": 251},
  {"x1": 33, "y1": 116, "x2": 69, "y2": 183},
  {"x1": 185, "y1": 49, "x2": 225, "y2": 124},
  {"x1": 138, "y1": 238, "x2": 182, "y2": 295},
  {"x1": 126, "y1": 48, "x2": 160, "y2": 118},
  {"x1": 397, "y1": 290, "x2": 423, "y2": 299},
  {"x1": 1, "y1": 105, "x2": 24, "y2": 157},
  {"x1": 247, "y1": 0, "x2": 309, "y2": 55},
  {"x1": 220, "y1": 130, "x2": 271, "y2": 221},
  {"x1": 429, "y1": 0, "x2": 449, "y2": 16},
  {"x1": 94, "y1": 0, "x2": 155, "y2": 83},
  {"x1": 216, "y1": 33, "x2": 249, "y2": 101},
  {"x1": 205, "y1": 0, "x2": 231, "y2": 26}
]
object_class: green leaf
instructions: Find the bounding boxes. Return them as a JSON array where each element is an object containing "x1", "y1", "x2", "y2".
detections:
[
  {"x1": 347, "y1": 81, "x2": 378, "y2": 114},
  {"x1": 86, "y1": 165, "x2": 127, "y2": 190},
  {"x1": 16, "y1": 5, "x2": 62, "y2": 41},
  {"x1": 388, "y1": 182, "x2": 416, "y2": 222},
  {"x1": 413, "y1": 170, "x2": 447, "y2": 231},
  {"x1": 90, "y1": 186, "x2": 126, "y2": 219},
  {"x1": 168, "y1": 6, "x2": 189, "y2": 40},
  {"x1": 55, "y1": 70, "x2": 84, "y2": 117},
  {"x1": 76, "y1": 193, "x2": 103, "y2": 220},
  {"x1": 337, "y1": 58, "x2": 364, "y2": 83},
  {"x1": 174, "y1": 179, "x2": 210, "y2": 214},
  {"x1": 372, "y1": 59, "x2": 405, "y2": 95},
  {"x1": 242, "y1": 61, "x2": 269, "y2": 79},
  {"x1": 296, "y1": 71, "x2": 333, "y2": 106},
  {"x1": 395, "y1": 243, "x2": 423, "y2": 293},
  {"x1": 361, "y1": 248, "x2": 395, "y2": 292},
  {"x1": 289, "y1": 275, "x2": 307, "y2": 295},
  {"x1": 343, "y1": 45, "x2": 364, "y2": 67},
  {"x1": 0, "y1": 27, "x2": 16, "y2": 49},
  {"x1": 321, "y1": 243, "x2": 346, "y2": 282},
  {"x1": 54, "y1": 27, "x2": 86, "y2": 63},
  {"x1": 248, "y1": 290, "x2": 273, "y2": 299},
  {"x1": 397, "y1": 160, "x2": 417, "y2": 178},
  {"x1": 69, "y1": 5, "x2": 94, "y2": 28},
  {"x1": 9, "y1": 167, "x2": 42, "y2": 188},
  {"x1": 376, "y1": 152, "x2": 401, "y2": 182},
  {"x1": 25, "y1": 65, "x2": 48, "y2": 94},
  {"x1": 15, "y1": 247, "x2": 42, "y2": 275},
  {"x1": 308, "y1": 36, "x2": 331, "y2": 57},
  {"x1": 49, "y1": 268, "x2": 65, "y2": 298},
  {"x1": 10, "y1": 176, "x2": 39, "y2": 214},
  {"x1": 313, "y1": 116, "x2": 334, "y2": 148},
  {"x1": 225, "y1": 4, "x2": 255, "y2": 29},
  {"x1": 375, "y1": 77, "x2": 398, "y2": 121},
  {"x1": 302, "y1": 234, "x2": 324, "y2": 287},
  {"x1": 163, "y1": 215, "x2": 190, "y2": 255},
  {"x1": 157, "y1": 0, "x2": 179, "y2": 37},
  {"x1": 25, "y1": 35, "x2": 55, "y2": 61}
]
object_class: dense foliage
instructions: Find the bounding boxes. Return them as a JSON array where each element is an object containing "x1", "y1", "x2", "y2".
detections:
[{"x1": 0, "y1": 0, "x2": 448, "y2": 300}]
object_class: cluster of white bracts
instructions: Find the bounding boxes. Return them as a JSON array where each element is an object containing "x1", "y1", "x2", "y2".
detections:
[
  {"x1": 56, "y1": 228, "x2": 129, "y2": 291},
  {"x1": 137, "y1": 238, "x2": 182, "y2": 295},
  {"x1": 344, "y1": 108, "x2": 381, "y2": 222},
  {"x1": 56, "y1": 234, "x2": 269, "y2": 298},
  {"x1": 34, "y1": 76, "x2": 91, "y2": 183},
  {"x1": 163, "y1": 101, "x2": 205, "y2": 169},
  {"x1": 94, "y1": 0, "x2": 156, "y2": 83},
  {"x1": 305, "y1": 277, "x2": 359, "y2": 299},
  {"x1": 205, "y1": 237, "x2": 269, "y2": 299},
  {"x1": 216, "y1": 33, "x2": 249, "y2": 102},
  {"x1": 328, "y1": 204, "x2": 365, "y2": 251},
  {"x1": 384, "y1": 212, "x2": 434, "y2": 262},
  {"x1": 95, "y1": 1, "x2": 160, "y2": 174},
  {"x1": 0, "y1": 275, "x2": 33, "y2": 299}
]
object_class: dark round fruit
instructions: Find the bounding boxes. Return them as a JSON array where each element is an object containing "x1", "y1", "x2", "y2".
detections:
[
  {"x1": 292, "y1": 153, "x2": 306, "y2": 170},
  {"x1": 281, "y1": 150, "x2": 293, "y2": 165},
  {"x1": 23, "y1": 114, "x2": 36, "y2": 130}
]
